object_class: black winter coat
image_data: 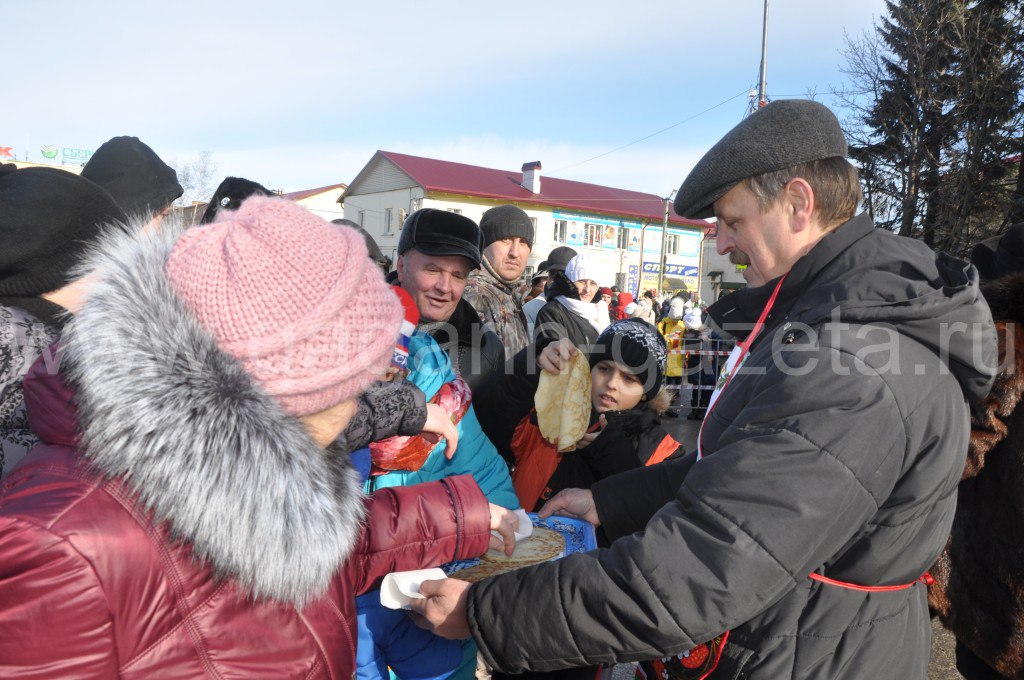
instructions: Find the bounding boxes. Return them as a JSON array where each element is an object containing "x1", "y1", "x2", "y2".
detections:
[
  {"x1": 533, "y1": 299, "x2": 599, "y2": 350},
  {"x1": 475, "y1": 345, "x2": 681, "y2": 492},
  {"x1": 424, "y1": 298, "x2": 505, "y2": 397},
  {"x1": 383, "y1": 274, "x2": 505, "y2": 397},
  {"x1": 466, "y1": 214, "x2": 996, "y2": 679}
]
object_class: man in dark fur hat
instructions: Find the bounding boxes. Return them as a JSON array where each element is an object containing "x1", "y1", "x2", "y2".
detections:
[{"x1": 930, "y1": 222, "x2": 1024, "y2": 679}]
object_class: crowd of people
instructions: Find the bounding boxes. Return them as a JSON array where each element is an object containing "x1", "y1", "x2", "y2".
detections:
[{"x1": 0, "y1": 99, "x2": 1020, "y2": 679}]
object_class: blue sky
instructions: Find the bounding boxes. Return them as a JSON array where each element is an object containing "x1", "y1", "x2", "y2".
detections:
[{"x1": 6, "y1": 0, "x2": 887, "y2": 198}]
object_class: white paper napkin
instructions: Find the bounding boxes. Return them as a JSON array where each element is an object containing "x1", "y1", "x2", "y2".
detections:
[{"x1": 379, "y1": 568, "x2": 447, "y2": 610}]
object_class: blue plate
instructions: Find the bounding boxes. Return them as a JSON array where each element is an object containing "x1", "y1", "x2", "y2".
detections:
[{"x1": 442, "y1": 513, "x2": 597, "y2": 576}]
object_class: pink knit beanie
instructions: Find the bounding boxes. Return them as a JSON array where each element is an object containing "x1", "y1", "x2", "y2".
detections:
[{"x1": 165, "y1": 196, "x2": 402, "y2": 416}]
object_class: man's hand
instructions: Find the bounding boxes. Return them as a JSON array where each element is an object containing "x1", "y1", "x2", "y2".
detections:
[
  {"x1": 423, "y1": 403, "x2": 459, "y2": 459},
  {"x1": 538, "y1": 488, "x2": 600, "y2": 526},
  {"x1": 408, "y1": 578, "x2": 472, "y2": 640},
  {"x1": 538, "y1": 338, "x2": 578, "y2": 375},
  {"x1": 488, "y1": 503, "x2": 519, "y2": 556}
]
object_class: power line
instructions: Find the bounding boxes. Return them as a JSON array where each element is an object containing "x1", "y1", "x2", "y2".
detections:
[{"x1": 546, "y1": 88, "x2": 752, "y2": 177}]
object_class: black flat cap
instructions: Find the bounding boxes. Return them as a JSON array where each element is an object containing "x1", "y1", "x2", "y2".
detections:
[
  {"x1": 397, "y1": 208, "x2": 482, "y2": 269},
  {"x1": 538, "y1": 245, "x2": 577, "y2": 272},
  {"x1": 674, "y1": 100, "x2": 848, "y2": 219}
]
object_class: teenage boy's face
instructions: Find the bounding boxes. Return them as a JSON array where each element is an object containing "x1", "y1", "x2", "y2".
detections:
[{"x1": 590, "y1": 360, "x2": 645, "y2": 413}]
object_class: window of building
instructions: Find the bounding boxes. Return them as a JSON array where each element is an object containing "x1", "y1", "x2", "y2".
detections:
[
  {"x1": 617, "y1": 227, "x2": 631, "y2": 250},
  {"x1": 447, "y1": 208, "x2": 463, "y2": 215},
  {"x1": 530, "y1": 217, "x2": 538, "y2": 231},
  {"x1": 357, "y1": 210, "x2": 365, "y2": 227},
  {"x1": 665, "y1": 233, "x2": 681, "y2": 255},
  {"x1": 583, "y1": 223, "x2": 602, "y2": 247},
  {"x1": 384, "y1": 208, "x2": 393, "y2": 234},
  {"x1": 553, "y1": 220, "x2": 567, "y2": 243}
]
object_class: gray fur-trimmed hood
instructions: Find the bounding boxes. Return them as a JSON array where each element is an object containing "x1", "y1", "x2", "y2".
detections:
[{"x1": 60, "y1": 216, "x2": 366, "y2": 607}]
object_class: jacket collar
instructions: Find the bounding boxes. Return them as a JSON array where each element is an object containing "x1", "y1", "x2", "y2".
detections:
[
  {"x1": 428, "y1": 297, "x2": 487, "y2": 348},
  {"x1": 476, "y1": 257, "x2": 520, "y2": 292},
  {"x1": 708, "y1": 213, "x2": 874, "y2": 341}
]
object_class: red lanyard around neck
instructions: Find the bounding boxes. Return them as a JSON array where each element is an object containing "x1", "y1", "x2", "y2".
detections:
[{"x1": 697, "y1": 274, "x2": 787, "y2": 460}]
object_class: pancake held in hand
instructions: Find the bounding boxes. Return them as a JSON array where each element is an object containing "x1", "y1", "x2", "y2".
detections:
[
  {"x1": 451, "y1": 528, "x2": 566, "y2": 583},
  {"x1": 535, "y1": 352, "x2": 591, "y2": 452}
]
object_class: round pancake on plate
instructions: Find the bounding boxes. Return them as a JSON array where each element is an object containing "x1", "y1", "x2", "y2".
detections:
[
  {"x1": 452, "y1": 528, "x2": 566, "y2": 583},
  {"x1": 483, "y1": 527, "x2": 565, "y2": 565},
  {"x1": 535, "y1": 352, "x2": 591, "y2": 452}
]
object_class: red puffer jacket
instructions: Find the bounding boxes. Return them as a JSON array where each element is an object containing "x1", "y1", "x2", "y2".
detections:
[{"x1": 0, "y1": 360, "x2": 491, "y2": 679}]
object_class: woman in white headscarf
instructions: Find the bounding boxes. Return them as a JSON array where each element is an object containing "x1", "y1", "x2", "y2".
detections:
[{"x1": 533, "y1": 254, "x2": 610, "y2": 348}]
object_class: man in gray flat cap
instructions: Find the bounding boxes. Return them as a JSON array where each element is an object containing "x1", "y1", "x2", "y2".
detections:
[{"x1": 410, "y1": 100, "x2": 998, "y2": 680}]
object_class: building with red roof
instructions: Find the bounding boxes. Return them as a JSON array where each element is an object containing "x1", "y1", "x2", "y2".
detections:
[{"x1": 341, "y1": 151, "x2": 710, "y2": 294}]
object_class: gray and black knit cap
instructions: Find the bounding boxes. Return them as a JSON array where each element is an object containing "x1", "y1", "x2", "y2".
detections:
[
  {"x1": 674, "y1": 99, "x2": 848, "y2": 219},
  {"x1": 589, "y1": 318, "x2": 667, "y2": 401},
  {"x1": 480, "y1": 204, "x2": 534, "y2": 248}
]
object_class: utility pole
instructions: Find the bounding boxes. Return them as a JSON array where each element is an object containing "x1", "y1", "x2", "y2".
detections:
[
  {"x1": 657, "y1": 189, "x2": 676, "y2": 295},
  {"x1": 756, "y1": 0, "x2": 770, "y2": 109}
]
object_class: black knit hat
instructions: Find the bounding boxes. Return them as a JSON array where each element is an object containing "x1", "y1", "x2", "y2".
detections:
[
  {"x1": 972, "y1": 222, "x2": 1024, "y2": 282},
  {"x1": 202, "y1": 177, "x2": 275, "y2": 223},
  {"x1": 479, "y1": 204, "x2": 534, "y2": 248},
  {"x1": 82, "y1": 136, "x2": 183, "y2": 217},
  {"x1": 0, "y1": 165, "x2": 128, "y2": 297},
  {"x1": 397, "y1": 208, "x2": 482, "y2": 269},
  {"x1": 588, "y1": 318, "x2": 667, "y2": 401},
  {"x1": 674, "y1": 100, "x2": 848, "y2": 219},
  {"x1": 538, "y1": 245, "x2": 577, "y2": 273}
]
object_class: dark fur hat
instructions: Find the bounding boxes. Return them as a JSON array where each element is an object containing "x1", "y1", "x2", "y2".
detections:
[
  {"x1": 971, "y1": 222, "x2": 1024, "y2": 282},
  {"x1": 201, "y1": 177, "x2": 275, "y2": 223}
]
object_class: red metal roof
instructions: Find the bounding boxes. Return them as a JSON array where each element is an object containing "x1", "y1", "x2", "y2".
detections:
[
  {"x1": 374, "y1": 151, "x2": 707, "y2": 229},
  {"x1": 282, "y1": 182, "x2": 347, "y2": 202}
]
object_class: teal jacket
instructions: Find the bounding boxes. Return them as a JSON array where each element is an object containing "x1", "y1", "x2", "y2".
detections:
[{"x1": 365, "y1": 331, "x2": 519, "y2": 510}]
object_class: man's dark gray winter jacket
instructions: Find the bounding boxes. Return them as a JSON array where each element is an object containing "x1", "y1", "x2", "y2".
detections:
[{"x1": 466, "y1": 215, "x2": 997, "y2": 679}]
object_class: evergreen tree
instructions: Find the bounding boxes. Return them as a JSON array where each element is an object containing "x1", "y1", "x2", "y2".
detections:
[
  {"x1": 934, "y1": 0, "x2": 1024, "y2": 254},
  {"x1": 836, "y1": 0, "x2": 1024, "y2": 254}
]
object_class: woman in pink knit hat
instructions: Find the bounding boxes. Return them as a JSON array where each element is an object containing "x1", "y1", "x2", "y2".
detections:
[{"x1": 0, "y1": 196, "x2": 518, "y2": 678}]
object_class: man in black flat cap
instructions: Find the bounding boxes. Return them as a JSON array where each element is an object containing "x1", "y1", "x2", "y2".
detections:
[
  {"x1": 410, "y1": 100, "x2": 998, "y2": 680},
  {"x1": 522, "y1": 246, "x2": 577, "y2": 336},
  {"x1": 391, "y1": 208, "x2": 504, "y2": 394}
]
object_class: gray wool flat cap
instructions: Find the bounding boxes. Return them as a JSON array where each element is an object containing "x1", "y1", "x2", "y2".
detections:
[{"x1": 673, "y1": 99, "x2": 848, "y2": 219}]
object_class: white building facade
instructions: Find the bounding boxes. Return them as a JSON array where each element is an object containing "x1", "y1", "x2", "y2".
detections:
[{"x1": 341, "y1": 151, "x2": 711, "y2": 296}]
